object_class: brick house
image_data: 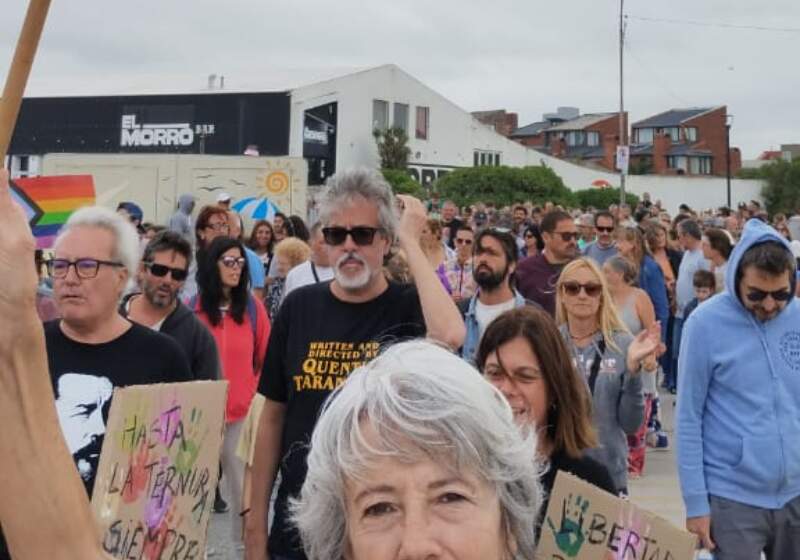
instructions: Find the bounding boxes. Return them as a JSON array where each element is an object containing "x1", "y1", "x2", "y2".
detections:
[
  {"x1": 630, "y1": 106, "x2": 741, "y2": 176},
  {"x1": 512, "y1": 112, "x2": 627, "y2": 172},
  {"x1": 471, "y1": 109, "x2": 519, "y2": 137}
]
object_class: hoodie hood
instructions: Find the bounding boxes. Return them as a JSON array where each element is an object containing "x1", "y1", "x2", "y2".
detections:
[
  {"x1": 178, "y1": 194, "x2": 195, "y2": 215},
  {"x1": 726, "y1": 218, "x2": 796, "y2": 309}
]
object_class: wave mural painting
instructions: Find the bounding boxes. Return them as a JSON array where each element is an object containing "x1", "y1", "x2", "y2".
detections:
[{"x1": 10, "y1": 175, "x2": 95, "y2": 248}]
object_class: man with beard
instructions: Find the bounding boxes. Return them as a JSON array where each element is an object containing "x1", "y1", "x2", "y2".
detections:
[
  {"x1": 459, "y1": 227, "x2": 538, "y2": 363},
  {"x1": 677, "y1": 220, "x2": 800, "y2": 558},
  {"x1": 121, "y1": 230, "x2": 219, "y2": 381},
  {"x1": 244, "y1": 169, "x2": 465, "y2": 560}
]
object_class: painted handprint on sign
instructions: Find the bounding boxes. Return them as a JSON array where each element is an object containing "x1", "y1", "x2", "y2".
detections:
[{"x1": 546, "y1": 493, "x2": 590, "y2": 558}]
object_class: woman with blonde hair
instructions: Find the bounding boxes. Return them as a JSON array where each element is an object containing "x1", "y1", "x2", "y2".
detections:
[
  {"x1": 265, "y1": 237, "x2": 311, "y2": 318},
  {"x1": 555, "y1": 257, "x2": 660, "y2": 494}
]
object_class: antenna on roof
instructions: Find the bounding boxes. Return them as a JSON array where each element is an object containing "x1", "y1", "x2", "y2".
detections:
[{"x1": 207, "y1": 74, "x2": 217, "y2": 90}]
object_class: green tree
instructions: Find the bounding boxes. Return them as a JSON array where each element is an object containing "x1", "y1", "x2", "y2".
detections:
[
  {"x1": 433, "y1": 165, "x2": 577, "y2": 208},
  {"x1": 760, "y1": 158, "x2": 800, "y2": 215},
  {"x1": 381, "y1": 168, "x2": 426, "y2": 198},
  {"x1": 574, "y1": 188, "x2": 639, "y2": 210},
  {"x1": 373, "y1": 127, "x2": 411, "y2": 169}
]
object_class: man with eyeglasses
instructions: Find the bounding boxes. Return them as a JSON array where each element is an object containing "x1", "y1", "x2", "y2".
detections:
[
  {"x1": 444, "y1": 225, "x2": 477, "y2": 302},
  {"x1": 0, "y1": 204, "x2": 193, "y2": 560},
  {"x1": 120, "y1": 230, "x2": 219, "y2": 381},
  {"x1": 245, "y1": 169, "x2": 465, "y2": 560},
  {"x1": 516, "y1": 210, "x2": 580, "y2": 316},
  {"x1": 583, "y1": 210, "x2": 618, "y2": 266},
  {"x1": 677, "y1": 220, "x2": 800, "y2": 559}
]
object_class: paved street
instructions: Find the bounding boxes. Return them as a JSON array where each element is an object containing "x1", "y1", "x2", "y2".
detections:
[{"x1": 205, "y1": 389, "x2": 687, "y2": 559}]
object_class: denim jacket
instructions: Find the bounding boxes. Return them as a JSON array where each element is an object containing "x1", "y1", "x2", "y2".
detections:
[{"x1": 460, "y1": 290, "x2": 530, "y2": 364}]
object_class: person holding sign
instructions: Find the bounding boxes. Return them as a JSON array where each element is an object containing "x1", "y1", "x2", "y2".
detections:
[
  {"x1": 0, "y1": 168, "x2": 112, "y2": 559},
  {"x1": 476, "y1": 306, "x2": 616, "y2": 532},
  {"x1": 290, "y1": 340, "x2": 541, "y2": 560},
  {"x1": 555, "y1": 257, "x2": 659, "y2": 495}
]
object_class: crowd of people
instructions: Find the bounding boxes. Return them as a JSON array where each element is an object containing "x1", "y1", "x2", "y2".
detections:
[{"x1": 1, "y1": 166, "x2": 799, "y2": 560}]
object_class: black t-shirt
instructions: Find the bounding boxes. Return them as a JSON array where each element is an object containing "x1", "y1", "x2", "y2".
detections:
[
  {"x1": 0, "y1": 321, "x2": 192, "y2": 560},
  {"x1": 536, "y1": 448, "x2": 617, "y2": 542},
  {"x1": 259, "y1": 281, "x2": 425, "y2": 559}
]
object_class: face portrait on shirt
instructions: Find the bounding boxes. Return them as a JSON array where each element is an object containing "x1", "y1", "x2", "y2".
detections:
[{"x1": 54, "y1": 373, "x2": 114, "y2": 483}]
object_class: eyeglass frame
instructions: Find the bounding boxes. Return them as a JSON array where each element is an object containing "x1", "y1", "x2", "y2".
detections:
[
  {"x1": 560, "y1": 281, "x2": 603, "y2": 298},
  {"x1": 219, "y1": 256, "x2": 247, "y2": 269},
  {"x1": 321, "y1": 226, "x2": 384, "y2": 246},
  {"x1": 46, "y1": 258, "x2": 125, "y2": 279}
]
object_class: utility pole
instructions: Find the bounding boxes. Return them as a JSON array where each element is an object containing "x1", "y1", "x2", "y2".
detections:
[
  {"x1": 725, "y1": 116, "x2": 732, "y2": 208},
  {"x1": 618, "y1": 0, "x2": 627, "y2": 205}
]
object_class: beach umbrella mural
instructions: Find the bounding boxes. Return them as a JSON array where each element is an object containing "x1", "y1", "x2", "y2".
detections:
[
  {"x1": 10, "y1": 175, "x2": 95, "y2": 248},
  {"x1": 232, "y1": 196, "x2": 282, "y2": 220}
]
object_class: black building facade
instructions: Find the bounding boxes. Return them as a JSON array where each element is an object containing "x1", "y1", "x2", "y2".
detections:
[{"x1": 9, "y1": 91, "x2": 292, "y2": 157}]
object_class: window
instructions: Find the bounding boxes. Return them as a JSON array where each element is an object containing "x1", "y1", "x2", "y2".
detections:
[
  {"x1": 415, "y1": 106, "x2": 430, "y2": 140},
  {"x1": 372, "y1": 100, "x2": 389, "y2": 132},
  {"x1": 684, "y1": 127, "x2": 698, "y2": 142},
  {"x1": 689, "y1": 156, "x2": 712, "y2": 175},
  {"x1": 587, "y1": 132, "x2": 600, "y2": 146},
  {"x1": 667, "y1": 155, "x2": 688, "y2": 172},
  {"x1": 474, "y1": 150, "x2": 501, "y2": 167},
  {"x1": 393, "y1": 103, "x2": 409, "y2": 133},
  {"x1": 474, "y1": 151, "x2": 480, "y2": 166},
  {"x1": 634, "y1": 128, "x2": 654, "y2": 144},
  {"x1": 660, "y1": 127, "x2": 680, "y2": 140},
  {"x1": 494, "y1": 153, "x2": 501, "y2": 166}
]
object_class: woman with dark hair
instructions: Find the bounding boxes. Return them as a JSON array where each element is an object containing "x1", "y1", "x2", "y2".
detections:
[
  {"x1": 193, "y1": 236, "x2": 270, "y2": 549},
  {"x1": 247, "y1": 219, "x2": 275, "y2": 273},
  {"x1": 476, "y1": 306, "x2": 615, "y2": 533},
  {"x1": 522, "y1": 224, "x2": 544, "y2": 258},
  {"x1": 287, "y1": 215, "x2": 310, "y2": 243}
]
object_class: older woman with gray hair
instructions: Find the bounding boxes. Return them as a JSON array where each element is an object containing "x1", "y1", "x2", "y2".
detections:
[{"x1": 290, "y1": 340, "x2": 541, "y2": 560}]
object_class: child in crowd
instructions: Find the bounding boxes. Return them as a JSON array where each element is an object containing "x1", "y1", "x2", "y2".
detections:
[{"x1": 683, "y1": 270, "x2": 717, "y2": 320}]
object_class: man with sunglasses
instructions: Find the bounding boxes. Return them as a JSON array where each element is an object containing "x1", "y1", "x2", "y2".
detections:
[
  {"x1": 444, "y1": 224, "x2": 477, "y2": 302},
  {"x1": 583, "y1": 210, "x2": 618, "y2": 266},
  {"x1": 677, "y1": 219, "x2": 800, "y2": 559},
  {"x1": 246, "y1": 169, "x2": 465, "y2": 560},
  {"x1": 516, "y1": 210, "x2": 580, "y2": 316},
  {"x1": 120, "y1": 230, "x2": 219, "y2": 382}
]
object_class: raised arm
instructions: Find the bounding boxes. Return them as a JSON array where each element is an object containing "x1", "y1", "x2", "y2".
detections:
[
  {"x1": 0, "y1": 169, "x2": 109, "y2": 559},
  {"x1": 395, "y1": 195, "x2": 466, "y2": 350}
]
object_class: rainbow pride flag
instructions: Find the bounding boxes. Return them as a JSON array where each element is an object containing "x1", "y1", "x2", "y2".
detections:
[{"x1": 10, "y1": 175, "x2": 95, "y2": 249}]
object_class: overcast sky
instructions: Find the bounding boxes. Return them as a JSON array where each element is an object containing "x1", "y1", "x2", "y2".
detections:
[{"x1": 2, "y1": 0, "x2": 799, "y2": 158}]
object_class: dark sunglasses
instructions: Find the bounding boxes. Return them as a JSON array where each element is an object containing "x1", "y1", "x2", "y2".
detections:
[
  {"x1": 455, "y1": 238, "x2": 473, "y2": 245},
  {"x1": 745, "y1": 287, "x2": 793, "y2": 303},
  {"x1": 144, "y1": 262, "x2": 188, "y2": 281},
  {"x1": 220, "y1": 256, "x2": 247, "y2": 269},
  {"x1": 553, "y1": 231, "x2": 579, "y2": 242},
  {"x1": 596, "y1": 226, "x2": 615, "y2": 233},
  {"x1": 561, "y1": 281, "x2": 603, "y2": 297},
  {"x1": 322, "y1": 226, "x2": 382, "y2": 246}
]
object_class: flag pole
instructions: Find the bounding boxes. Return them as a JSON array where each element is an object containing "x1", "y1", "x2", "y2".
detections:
[{"x1": 0, "y1": 0, "x2": 53, "y2": 163}]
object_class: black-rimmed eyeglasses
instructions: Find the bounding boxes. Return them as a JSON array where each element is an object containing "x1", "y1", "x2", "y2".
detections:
[{"x1": 47, "y1": 258, "x2": 124, "y2": 279}]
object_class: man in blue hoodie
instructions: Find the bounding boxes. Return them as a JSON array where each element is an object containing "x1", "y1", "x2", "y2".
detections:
[{"x1": 677, "y1": 219, "x2": 800, "y2": 559}]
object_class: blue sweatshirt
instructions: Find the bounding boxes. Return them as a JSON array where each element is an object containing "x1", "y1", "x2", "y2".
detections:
[
  {"x1": 638, "y1": 255, "x2": 670, "y2": 342},
  {"x1": 676, "y1": 219, "x2": 800, "y2": 517}
]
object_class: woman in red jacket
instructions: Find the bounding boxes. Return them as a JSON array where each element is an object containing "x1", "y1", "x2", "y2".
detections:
[{"x1": 194, "y1": 236, "x2": 270, "y2": 546}]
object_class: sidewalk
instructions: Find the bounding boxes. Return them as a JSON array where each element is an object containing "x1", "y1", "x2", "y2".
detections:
[{"x1": 628, "y1": 390, "x2": 686, "y2": 528}]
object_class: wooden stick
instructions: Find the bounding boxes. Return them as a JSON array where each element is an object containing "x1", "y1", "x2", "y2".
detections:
[{"x1": 0, "y1": 0, "x2": 53, "y2": 162}]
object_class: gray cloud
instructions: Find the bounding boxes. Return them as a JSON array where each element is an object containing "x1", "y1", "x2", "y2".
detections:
[{"x1": 2, "y1": 0, "x2": 798, "y2": 157}]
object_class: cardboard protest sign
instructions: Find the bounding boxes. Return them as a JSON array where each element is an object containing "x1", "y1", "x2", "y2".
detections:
[
  {"x1": 91, "y1": 381, "x2": 228, "y2": 560},
  {"x1": 538, "y1": 471, "x2": 697, "y2": 560}
]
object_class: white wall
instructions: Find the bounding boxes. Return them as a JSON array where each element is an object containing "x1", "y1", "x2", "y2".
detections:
[{"x1": 290, "y1": 65, "x2": 764, "y2": 212}]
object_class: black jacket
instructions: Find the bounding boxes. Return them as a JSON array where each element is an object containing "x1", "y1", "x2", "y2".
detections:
[{"x1": 120, "y1": 294, "x2": 220, "y2": 381}]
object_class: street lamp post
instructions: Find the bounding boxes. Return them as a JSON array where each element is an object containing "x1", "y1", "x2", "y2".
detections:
[{"x1": 725, "y1": 115, "x2": 733, "y2": 208}]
